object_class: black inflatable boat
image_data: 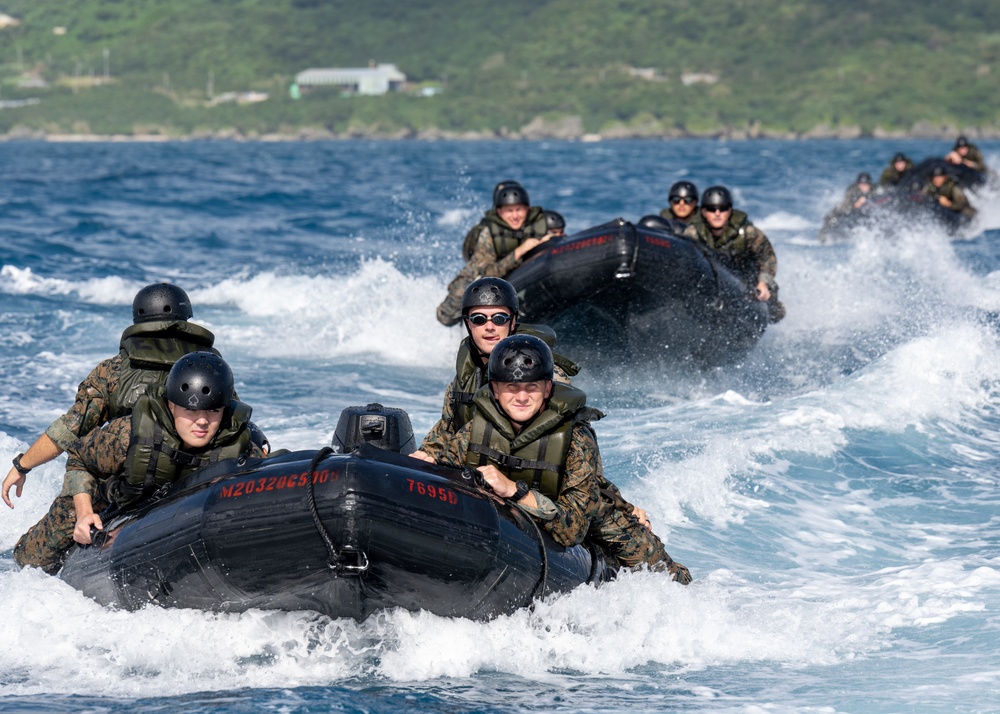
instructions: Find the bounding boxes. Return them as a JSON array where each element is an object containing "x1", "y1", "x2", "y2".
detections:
[
  {"x1": 504, "y1": 218, "x2": 770, "y2": 366},
  {"x1": 59, "y1": 405, "x2": 612, "y2": 620},
  {"x1": 819, "y1": 157, "x2": 983, "y2": 242},
  {"x1": 819, "y1": 189, "x2": 970, "y2": 241}
]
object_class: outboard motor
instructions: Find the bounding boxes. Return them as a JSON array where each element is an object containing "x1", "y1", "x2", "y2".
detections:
[{"x1": 332, "y1": 403, "x2": 416, "y2": 455}]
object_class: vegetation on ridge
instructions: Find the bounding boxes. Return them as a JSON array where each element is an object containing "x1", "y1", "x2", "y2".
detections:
[{"x1": 0, "y1": 0, "x2": 997, "y2": 137}]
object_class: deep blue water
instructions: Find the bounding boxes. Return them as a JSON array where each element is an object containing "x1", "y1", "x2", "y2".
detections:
[{"x1": 1, "y1": 138, "x2": 1000, "y2": 713}]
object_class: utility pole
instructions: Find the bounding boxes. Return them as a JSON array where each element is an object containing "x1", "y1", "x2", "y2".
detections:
[{"x1": 103, "y1": 47, "x2": 110, "y2": 80}]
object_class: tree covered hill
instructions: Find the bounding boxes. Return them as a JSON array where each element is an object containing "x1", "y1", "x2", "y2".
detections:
[{"x1": 0, "y1": 0, "x2": 997, "y2": 137}]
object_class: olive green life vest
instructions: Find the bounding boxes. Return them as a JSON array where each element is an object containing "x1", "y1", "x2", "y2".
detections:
[
  {"x1": 111, "y1": 320, "x2": 218, "y2": 418},
  {"x1": 111, "y1": 386, "x2": 252, "y2": 506},
  {"x1": 461, "y1": 206, "x2": 549, "y2": 261},
  {"x1": 690, "y1": 208, "x2": 749, "y2": 252},
  {"x1": 449, "y1": 325, "x2": 580, "y2": 432},
  {"x1": 465, "y1": 383, "x2": 602, "y2": 500},
  {"x1": 689, "y1": 209, "x2": 757, "y2": 281}
]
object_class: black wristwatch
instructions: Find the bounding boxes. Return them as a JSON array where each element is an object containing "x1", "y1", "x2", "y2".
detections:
[
  {"x1": 12, "y1": 453, "x2": 31, "y2": 476},
  {"x1": 510, "y1": 480, "x2": 529, "y2": 502}
]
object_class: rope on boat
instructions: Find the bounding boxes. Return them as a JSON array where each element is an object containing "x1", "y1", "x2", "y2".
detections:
[{"x1": 306, "y1": 446, "x2": 353, "y2": 572}]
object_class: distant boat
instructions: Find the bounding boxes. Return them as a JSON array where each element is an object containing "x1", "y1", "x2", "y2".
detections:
[
  {"x1": 505, "y1": 218, "x2": 770, "y2": 366},
  {"x1": 819, "y1": 157, "x2": 984, "y2": 242}
]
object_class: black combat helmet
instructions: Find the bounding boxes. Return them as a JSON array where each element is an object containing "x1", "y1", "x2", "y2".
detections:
[
  {"x1": 637, "y1": 214, "x2": 673, "y2": 231},
  {"x1": 955, "y1": 136, "x2": 969, "y2": 149},
  {"x1": 488, "y1": 334, "x2": 554, "y2": 383},
  {"x1": 931, "y1": 165, "x2": 947, "y2": 177},
  {"x1": 700, "y1": 186, "x2": 733, "y2": 211},
  {"x1": 166, "y1": 352, "x2": 234, "y2": 411},
  {"x1": 668, "y1": 180, "x2": 699, "y2": 203},
  {"x1": 856, "y1": 172, "x2": 873, "y2": 185},
  {"x1": 462, "y1": 277, "x2": 519, "y2": 315},
  {"x1": 892, "y1": 152, "x2": 909, "y2": 164},
  {"x1": 543, "y1": 210, "x2": 565, "y2": 232},
  {"x1": 494, "y1": 183, "x2": 530, "y2": 208},
  {"x1": 492, "y1": 180, "x2": 523, "y2": 206},
  {"x1": 132, "y1": 283, "x2": 193, "y2": 324}
]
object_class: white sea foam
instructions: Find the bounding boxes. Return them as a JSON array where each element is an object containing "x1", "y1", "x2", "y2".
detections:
[
  {"x1": 190, "y1": 259, "x2": 458, "y2": 367},
  {"x1": 0, "y1": 266, "x2": 140, "y2": 305},
  {"x1": 3, "y1": 552, "x2": 996, "y2": 697}
]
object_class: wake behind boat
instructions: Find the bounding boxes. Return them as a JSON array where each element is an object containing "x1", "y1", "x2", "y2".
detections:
[
  {"x1": 59, "y1": 406, "x2": 612, "y2": 621},
  {"x1": 505, "y1": 218, "x2": 770, "y2": 366}
]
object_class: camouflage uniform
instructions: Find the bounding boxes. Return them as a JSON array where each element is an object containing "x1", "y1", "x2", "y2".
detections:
[
  {"x1": 923, "y1": 176, "x2": 977, "y2": 219},
  {"x1": 832, "y1": 184, "x2": 871, "y2": 217},
  {"x1": 879, "y1": 159, "x2": 914, "y2": 187},
  {"x1": 44, "y1": 320, "x2": 218, "y2": 451},
  {"x1": 683, "y1": 211, "x2": 785, "y2": 323},
  {"x1": 438, "y1": 384, "x2": 691, "y2": 581},
  {"x1": 15, "y1": 399, "x2": 261, "y2": 574},
  {"x1": 437, "y1": 208, "x2": 548, "y2": 326},
  {"x1": 440, "y1": 416, "x2": 600, "y2": 547},
  {"x1": 419, "y1": 332, "x2": 575, "y2": 462},
  {"x1": 957, "y1": 143, "x2": 987, "y2": 172},
  {"x1": 13, "y1": 319, "x2": 218, "y2": 572},
  {"x1": 590, "y1": 460, "x2": 691, "y2": 583}
]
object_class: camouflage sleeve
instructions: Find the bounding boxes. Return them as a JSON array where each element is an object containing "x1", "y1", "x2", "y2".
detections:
[
  {"x1": 418, "y1": 380, "x2": 459, "y2": 460},
  {"x1": 436, "y1": 261, "x2": 478, "y2": 326},
  {"x1": 467, "y1": 224, "x2": 521, "y2": 278},
  {"x1": 517, "y1": 425, "x2": 601, "y2": 547},
  {"x1": 44, "y1": 356, "x2": 120, "y2": 450},
  {"x1": 746, "y1": 224, "x2": 778, "y2": 286},
  {"x1": 950, "y1": 185, "x2": 971, "y2": 212},
  {"x1": 553, "y1": 363, "x2": 572, "y2": 385},
  {"x1": 437, "y1": 226, "x2": 523, "y2": 325},
  {"x1": 60, "y1": 416, "x2": 132, "y2": 499},
  {"x1": 681, "y1": 221, "x2": 709, "y2": 245},
  {"x1": 967, "y1": 147, "x2": 986, "y2": 171},
  {"x1": 436, "y1": 420, "x2": 471, "y2": 469}
]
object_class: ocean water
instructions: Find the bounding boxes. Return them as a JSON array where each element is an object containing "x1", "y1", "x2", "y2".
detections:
[{"x1": 1, "y1": 138, "x2": 999, "y2": 713}]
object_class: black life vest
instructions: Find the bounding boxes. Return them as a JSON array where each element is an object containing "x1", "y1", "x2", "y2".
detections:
[
  {"x1": 449, "y1": 325, "x2": 580, "y2": 432},
  {"x1": 109, "y1": 386, "x2": 252, "y2": 506},
  {"x1": 461, "y1": 206, "x2": 549, "y2": 261},
  {"x1": 465, "y1": 383, "x2": 602, "y2": 500},
  {"x1": 111, "y1": 320, "x2": 218, "y2": 418}
]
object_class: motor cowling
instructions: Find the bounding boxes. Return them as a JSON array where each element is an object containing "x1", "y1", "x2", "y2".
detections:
[{"x1": 332, "y1": 403, "x2": 416, "y2": 455}]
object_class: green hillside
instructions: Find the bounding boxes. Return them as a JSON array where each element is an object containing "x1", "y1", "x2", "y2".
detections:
[{"x1": 0, "y1": 0, "x2": 997, "y2": 137}]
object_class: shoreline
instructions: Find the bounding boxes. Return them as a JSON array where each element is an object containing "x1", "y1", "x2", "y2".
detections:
[{"x1": 3, "y1": 124, "x2": 999, "y2": 143}]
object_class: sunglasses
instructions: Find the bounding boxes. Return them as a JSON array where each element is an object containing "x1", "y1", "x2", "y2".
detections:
[
  {"x1": 465, "y1": 313, "x2": 513, "y2": 326},
  {"x1": 670, "y1": 196, "x2": 696, "y2": 205},
  {"x1": 702, "y1": 205, "x2": 731, "y2": 214}
]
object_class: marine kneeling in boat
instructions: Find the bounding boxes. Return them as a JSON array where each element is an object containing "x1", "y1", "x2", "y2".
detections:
[
  {"x1": 683, "y1": 185, "x2": 786, "y2": 324},
  {"x1": 413, "y1": 277, "x2": 578, "y2": 463},
  {"x1": 3, "y1": 283, "x2": 217, "y2": 514},
  {"x1": 945, "y1": 135, "x2": 987, "y2": 173},
  {"x1": 437, "y1": 181, "x2": 554, "y2": 327},
  {"x1": 431, "y1": 334, "x2": 691, "y2": 582},
  {"x1": 922, "y1": 165, "x2": 977, "y2": 220},
  {"x1": 659, "y1": 180, "x2": 700, "y2": 231},
  {"x1": 30, "y1": 352, "x2": 262, "y2": 568}
]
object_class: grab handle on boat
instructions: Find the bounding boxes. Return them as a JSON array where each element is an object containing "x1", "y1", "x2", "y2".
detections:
[{"x1": 331, "y1": 546, "x2": 369, "y2": 574}]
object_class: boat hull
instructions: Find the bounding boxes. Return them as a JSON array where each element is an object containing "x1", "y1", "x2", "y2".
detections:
[
  {"x1": 60, "y1": 445, "x2": 611, "y2": 621},
  {"x1": 506, "y1": 219, "x2": 769, "y2": 365}
]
